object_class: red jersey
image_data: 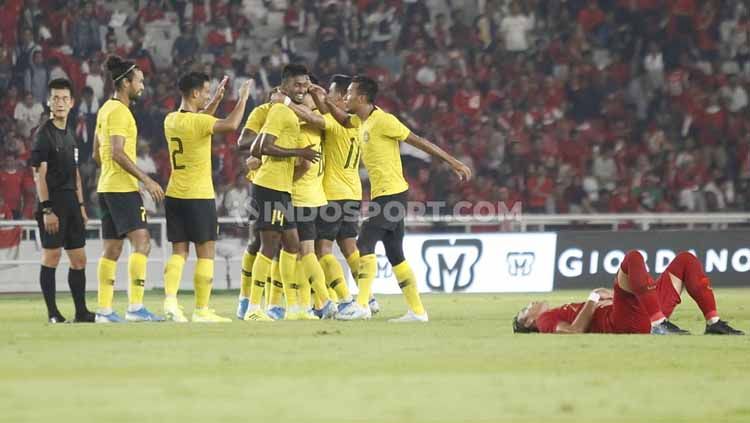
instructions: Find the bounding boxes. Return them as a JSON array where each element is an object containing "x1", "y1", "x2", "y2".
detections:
[{"x1": 536, "y1": 303, "x2": 614, "y2": 333}]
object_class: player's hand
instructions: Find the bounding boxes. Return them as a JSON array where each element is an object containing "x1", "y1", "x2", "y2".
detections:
[
  {"x1": 298, "y1": 145, "x2": 321, "y2": 163},
  {"x1": 80, "y1": 206, "x2": 89, "y2": 226},
  {"x1": 43, "y1": 212, "x2": 59, "y2": 235},
  {"x1": 452, "y1": 161, "x2": 472, "y2": 182},
  {"x1": 238, "y1": 78, "x2": 253, "y2": 100},
  {"x1": 593, "y1": 288, "x2": 613, "y2": 300},
  {"x1": 144, "y1": 178, "x2": 165, "y2": 204},
  {"x1": 246, "y1": 156, "x2": 261, "y2": 170},
  {"x1": 215, "y1": 76, "x2": 229, "y2": 100},
  {"x1": 308, "y1": 84, "x2": 327, "y2": 97}
]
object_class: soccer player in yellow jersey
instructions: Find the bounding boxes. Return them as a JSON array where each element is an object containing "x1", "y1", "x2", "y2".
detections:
[
  {"x1": 238, "y1": 64, "x2": 320, "y2": 321},
  {"x1": 323, "y1": 75, "x2": 472, "y2": 322},
  {"x1": 161, "y1": 72, "x2": 252, "y2": 322},
  {"x1": 92, "y1": 55, "x2": 165, "y2": 323}
]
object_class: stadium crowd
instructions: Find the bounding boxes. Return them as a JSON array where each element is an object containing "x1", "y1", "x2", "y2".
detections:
[{"x1": 2, "y1": 0, "x2": 750, "y2": 220}]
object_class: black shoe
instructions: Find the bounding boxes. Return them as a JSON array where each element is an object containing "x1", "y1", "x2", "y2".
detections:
[
  {"x1": 48, "y1": 313, "x2": 67, "y2": 324},
  {"x1": 705, "y1": 320, "x2": 744, "y2": 335},
  {"x1": 73, "y1": 311, "x2": 96, "y2": 323},
  {"x1": 651, "y1": 320, "x2": 690, "y2": 335}
]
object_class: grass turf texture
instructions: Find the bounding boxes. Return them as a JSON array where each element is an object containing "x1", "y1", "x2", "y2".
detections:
[{"x1": 1, "y1": 289, "x2": 749, "y2": 423}]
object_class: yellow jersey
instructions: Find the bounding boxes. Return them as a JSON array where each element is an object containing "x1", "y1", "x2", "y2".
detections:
[
  {"x1": 291, "y1": 111, "x2": 327, "y2": 207},
  {"x1": 163, "y1": 111, "x2": 218, "y2": 199},
  {"x1": 252, "y1": 103, "x2": 301, "y2": 194},
  {"x1": 96, "y1": 99, "x2": 139, "y2": 193},
  {"x1": 352, "y1": 108, "x2": 410, "y2": 199},
  {"x1": 243, "y1": 103, "x2": 273, "y2": 183},
  {"x1": 322, "y1": 113, "x2": 362, "y2": 201}
]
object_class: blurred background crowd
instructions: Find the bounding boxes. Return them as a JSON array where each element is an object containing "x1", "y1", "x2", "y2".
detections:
[{"x1": 2, "y1": 0, "x2": 750, "y2": 221}]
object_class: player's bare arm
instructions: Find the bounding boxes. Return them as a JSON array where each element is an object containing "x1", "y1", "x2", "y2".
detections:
[
  {"x1": 293, "y1": 157, "x2": 311, "y2": 181},
  {"x1": 404, "y1": 132, "x2": 472, "y2": 181},
  {"x1": 308, "y1": 84, "x2": 330, "y2": 115},
  {"x1": 319, "y1": 87, "x2": 354, "y2": 128},
  {"x1": 75, "y1": 168, "x2": 88, "y2": 226},
  {"x1": 249, "y1": 132, "x2": 320, "y2": 163},
  {"x1": 212, "y1": 79, "x2": 252, "y2": 133},
  {"x1": 32, "y1": 162, "x2": 58, "y2": 235},
  {"x1": 554, "y1": 291, "x2": 604, "y2": 334},
  {"x1": 237, "y1": 127, "x2": 258, "y2": 150},
  {"x1": 269, "y1": 90, "x2": 326, "y2": 130},
  {"x1": 200, "y1": 75, "x2": 228, "y2": 116},
  {"x1": 110, "y1": 135, "x2": 165, "y2": 203}
]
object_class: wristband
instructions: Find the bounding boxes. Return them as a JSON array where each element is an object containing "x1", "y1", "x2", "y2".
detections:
[
  {"x1": 587, "y1": 291, "x2": 601, "y2": 303},
  {"x1": 283, "y1": 96, "x2": 292, "y2": 106},
  {"x1": 41, "y1": 200, "x2": 52, "y2": 209}
]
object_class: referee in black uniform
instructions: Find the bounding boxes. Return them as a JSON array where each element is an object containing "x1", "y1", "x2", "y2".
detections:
[{"x1": 31, "y1": 78, "x2": 94, "y2": 323}]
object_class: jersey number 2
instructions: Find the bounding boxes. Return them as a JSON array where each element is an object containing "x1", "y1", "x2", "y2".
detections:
[{"x1": 170, "y1": 137, "x2": 185, "y2": 170}]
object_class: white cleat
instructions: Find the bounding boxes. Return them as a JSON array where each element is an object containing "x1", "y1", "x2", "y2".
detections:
[
  {"x1": 335, "y1": 302, "x2": 372, "y2": 321},
  {"x1": 388, "y1": 310, "x2": 429, "y2": 323},
  {"x1": 164, "y1": 299, "x2": 189, "y2": 323}
]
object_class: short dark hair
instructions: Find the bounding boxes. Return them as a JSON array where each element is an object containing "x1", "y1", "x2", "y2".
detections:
[
  {"x1": 351, "y1": 75, "x2": 378, "y2": 103},
  {"x1": 281, "y1": 64, "x2": 309, "y2": 81},
  {"x1": 512, "y1": 314, "x2": 538, "y2": 334},
  {"x1": 330, "y1": 74, "x2": 352, "y2": 95},
  {"x1": 106, "y1": 55, "x2": 138, "y2": 88},
  {"x1": 178, "y1": 72, "x2": 210, "y2": 96},
  {"x1": 48, "y1": 78, "x2": 73, "y2": 95}
]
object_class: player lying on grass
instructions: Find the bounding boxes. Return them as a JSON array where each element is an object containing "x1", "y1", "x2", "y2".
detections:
[{"x1": 513, "y1": 250, "x2": 743, "y2": 335}]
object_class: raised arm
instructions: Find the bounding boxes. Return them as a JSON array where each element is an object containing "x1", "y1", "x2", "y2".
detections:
[
  {"x1": 404, "y1": 132, "x2": 472, "y2": 181},
  {"x1": 111, "y1": 135, "x2": 165, "y2": 203},
  {"x1": 200, "y1": 76, "x2": 229, "y2": 116},
  {"x1": 212, "y1": 79, "x2": 252, "y2": 133}
]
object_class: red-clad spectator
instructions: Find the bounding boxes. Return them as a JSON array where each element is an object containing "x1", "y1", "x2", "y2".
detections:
[
  {"x1": 526, "y1": 165, "x2": 555, "y2": 213},
  {"x1": 137, "y1": 0, "x2": 166, "y2": 24},
  {"x1": 577, "y1": 2, "x2": 606, "y2": 33},
  {"x1": 609, "y1": 186, "x2": 640, "y2": 212},
  {"x1": 0, "y1": 157, "x2": 24, "y2": 218}
]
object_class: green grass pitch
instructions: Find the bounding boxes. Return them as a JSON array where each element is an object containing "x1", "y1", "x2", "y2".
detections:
[{"x1": 1, "y1": 289, "x2": 750, "y2": 423}]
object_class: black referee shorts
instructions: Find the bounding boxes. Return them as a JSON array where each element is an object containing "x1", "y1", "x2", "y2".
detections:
[
  {"x1": 35, "y1": 191, "x2": 86, "y2": 250},
  {"x1": 98, "y1": 192, "x2": 148, "y2": 239},
  {"x1": 251, "y1": 184, "x2": 295, "y2": 232},
  {"x1": 165, "y1": 197, "x2": 218, "y2": 243},
  {"x1": 317, "y1": 200, "x2": 360, "y2": 241}
]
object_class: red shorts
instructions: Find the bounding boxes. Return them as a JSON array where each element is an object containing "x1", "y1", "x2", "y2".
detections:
[{"x1": 604, "y1": 272, "x2": 683, "y2": 334}]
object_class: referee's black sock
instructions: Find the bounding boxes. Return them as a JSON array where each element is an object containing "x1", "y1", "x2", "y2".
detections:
[
  {"x1": 68, "y1": 268, "x2": 89, "y2": 317},
  {"x1": 40, "y1": 265, "x2": 63, "y2": 319}
]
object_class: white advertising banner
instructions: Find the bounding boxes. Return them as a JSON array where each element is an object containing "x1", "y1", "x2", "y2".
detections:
[{"x1": 350, "y1": 233, "x2": 558, "y2": 294}]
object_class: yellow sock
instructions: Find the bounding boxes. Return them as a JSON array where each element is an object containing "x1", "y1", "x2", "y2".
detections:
[
  {"x1": 97, "y1": 257, "x2": 117, "y2": 311},
  {"x1": 279, "y1": 250, "x2": 298, "y2": 308},
  {"x1": 346, "y1": 250, "x2": 360, "y2": 282},
  {"x1": 128, "y1": 252, "x2": 148, "y2": 306},
  {"x1": 393, "y1": 261, "x2": 425, "y2": 315},
  {"x1": 249, "y1": 253, "x2": 272, "y2": 308},
  {"x1": 297, "y1": 259, "x2": 312, "y2": 310},
  {"x1": 302, "y1": 253, "x2": 329, "y2": 304},
  {"x1": 269, "y1": 259, "x2": 284, "y2": 306},
  {"x1": 194, "y1": 258, "x2": 214, "y2": 309},
  {"x1": 240, "y1": 251, "x2": 256, "y2": 298},
  {"x1": 320, "y1": 254, "x2": 351, "y2": 302},
  {"x1": 356, "y1": 254, "x2": 376, "y2": 307},
  {"x1": 164, "y1": 254, "x2": 185, "y2": 297}
]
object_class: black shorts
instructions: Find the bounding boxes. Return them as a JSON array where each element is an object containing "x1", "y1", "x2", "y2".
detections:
[
  {"x1": 295, "y1": 206, "x2": 321, "y2": 242},
  {"x1": 362, "y1": 191, "x2": 407, "y2": 234},
  {"x1": 98, "y1": 192, "x2": 148, "y2": 239},
  {"x1": 317, "y1": 200, "x2": 360, "y2": 241},
  {"x1": 165, "y1": 197, "x2": 218, "y2": 243},
  {"x1": 251, "y1": 184, "x2": 295, "y2": 231},
  {"x1": 36, "y1": 191, "x2": 85, "y2": 250}
]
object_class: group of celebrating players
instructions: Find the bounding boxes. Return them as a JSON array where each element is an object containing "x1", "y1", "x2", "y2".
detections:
[{"x1": 33, "y1": 54, "x2": 471, "y2": 324}]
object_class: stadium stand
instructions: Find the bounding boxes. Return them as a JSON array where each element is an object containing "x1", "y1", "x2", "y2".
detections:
[{"x1": 2, "y1": 0, "x2": 750, "y2": 220}]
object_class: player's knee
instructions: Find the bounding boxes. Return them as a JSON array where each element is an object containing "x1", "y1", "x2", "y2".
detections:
[
  {"x1": 103, "y1": 244, "x2": 123, "y2": 260},
  {"x1": 247, "y1": 238, "x2": 260, "y2": 254},
  {"x1": 134, "y1": 240, "x2": 151, "y2": 256},
  {"x1": 622, "y1": 250, "x2": 644, "y2": 268},
  {"x1": 674, "y1": 251, "x2": 698, "y2": 265},
  {"x1": 42, "y1": 249, "x2": 62, "y2": 267},
  {"x1": 69, "y1": 256, "x2": 87, "y2": 270},
  {"x1": 316, "y1": 242, "x2": 332, "y2": 258}
]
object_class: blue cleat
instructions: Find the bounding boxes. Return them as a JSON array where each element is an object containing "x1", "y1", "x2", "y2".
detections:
[
  {"x1": 125, "y1": 307, "x2": 165, "y2": 322},
  {"x1": 319, "y1": 300, "x2": 337, "y2": 320},
  {"x1": 651, "y1": 320, "x2": 689, "y2": 335},
  {"x1": 95, "y1": 311, "x2": 125, "y2": 323},
  {"x1": 266, "y1": 306, "x2": 286, "y2": 321},
  {"x1": 337, "y1": 300, "x2": 355, "y2": 313},
  {"x1": 236, "y1": 298, "x2": 250, "y2": 320}
]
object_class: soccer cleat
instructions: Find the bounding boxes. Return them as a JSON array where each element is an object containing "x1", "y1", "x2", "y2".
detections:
[
  {"x1": 369, "y1": 297, "x2": 381, "y2": 315},
  {"x1": 266, "y1": 306, "x2": 286, "y2": 321},
  {"x1": 335, "y1": 302, "x2": 372, "y2": 321},
  {"x1": 164, "y1": 299, "x2": 189, "y2": 323},
  {"x1": 125, "y1": 307, "x2": 165, "y2": 322},
  {"x1": 192, "y1": 308, "x2": 231, "y2": 323},
  {"x1": 243, "y1": 309, "x2": 274, "y2": 322},
  {"x1": 236, "y1": 297, "x2": 249, "y2": 320},
  {"x1": 95, "y1": 311, "x2": 125, "y2": 323},
  {"x1": 651, "y1": 320, "x2": 689, "y2": 335},
  {"x1": 388, "y1": 310, "x2": 429, "y2": 323},
  {"x1": 73, "y1": 311, "x2": 96, "y2": 323},
  {"x1": 48, "y1": 313, "x2": 67, "y2": 324},
  {"x1": 705, "y1": 320, "x2": 744, "y2": 335},
  {"x1": 319, "y1": 300, "x2": 337, "y2": 320}
]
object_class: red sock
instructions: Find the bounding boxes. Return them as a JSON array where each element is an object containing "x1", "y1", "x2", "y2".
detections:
[
  {"x1": 665, "y1": 252, "x2": 718, "y2": 320},
  {"x1": 621, "y1": 250, "x2": 665, "y2": 323}
]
